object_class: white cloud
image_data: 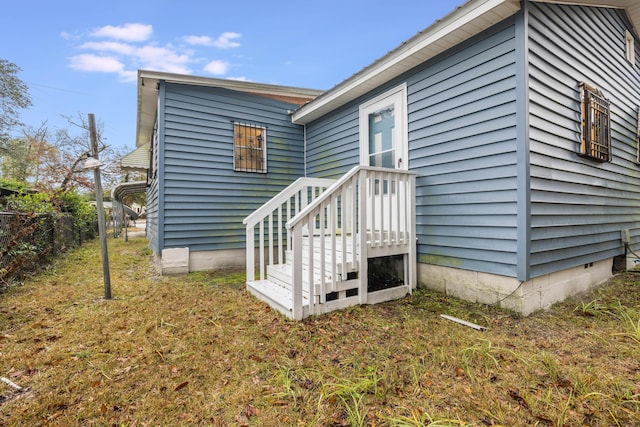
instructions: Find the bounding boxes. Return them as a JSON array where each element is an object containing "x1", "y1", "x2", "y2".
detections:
[
  {"x1": 68, "y1": 54, "x2": 125, "y2": 73},
  {"x1": 66, "y1": 23, "x2": 244, "y2": 81},
  {"x1": 203, "y1": 60, "x2": 230, "y2": 75},
  {"x1": 68, "y1": 54, "x2": 140, "y2": 82},
  {"x1": 135, "y1": 45, "x2": 191, "y2": 74},
  {"x1": 59, "y1": 31, "x2": 75, "y2": 41},
  {"x1": 90, "y1": 23, "x2": 153, "y2": 42},
  {"x1": 79, "y1": 41, "x2": 136, "y2": 55},
  {"x1": 75, "y1": 41, "x2": 191, "y2": 75},
  {"x1": 184, "y1": 35, "x2": 213, "y2": 46},
  {"x1": 185, "y1": 32, "x2": 241, "y2": 48},
  {"x1": 118, "y1": 70, "x2": 138, "y2": 83},
  {"x1": 215, "y1": 32, "x2": 241, "y2": 48}
]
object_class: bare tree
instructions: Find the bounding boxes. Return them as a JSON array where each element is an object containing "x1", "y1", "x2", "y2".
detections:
[
  {"x1": 1, "y1": 114, "x2": 126, "y2": 193},
  {"x1": 56, "y1": 113, "x2": 126, "y2": 192}
]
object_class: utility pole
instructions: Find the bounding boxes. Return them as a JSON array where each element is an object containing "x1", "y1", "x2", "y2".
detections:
[{"x1": 88, "y1": 113, "x2": 111, "y2": 299}]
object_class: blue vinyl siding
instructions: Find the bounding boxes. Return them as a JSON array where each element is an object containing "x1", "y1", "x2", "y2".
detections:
[
  {"x1": 305, "y1": 4, "x2": 640, "y2": 281},
  {"x1": 146, "y1": 176, "x2": 160, "y2": 254},
  {"x1": 528, "y1": 2, "x2": 640, "y2": 277},
  {"x1": 145, "y1": 92, "x2": 162, "y2": 255},
  {"x1": 304, "y1": 19, "x2": 521, "y2": 278},
  {"x1": 157, "y1": 83, "x2": 305, "y2": 252},
  {"x1": 305, "y1": 107, "x2": 360, "y2": 178},
  {"x1": 408, "y1": 19, "x2": 520, "y2": 277}
]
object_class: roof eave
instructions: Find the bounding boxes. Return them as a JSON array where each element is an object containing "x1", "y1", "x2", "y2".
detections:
[
  {"x1": 291, "y1": 0, "x2": 640, "y2": 125},
  {"x1": 135, "y1": 70, "x2": 323, "y2": 147},
  {"x1": 292, "y1": 0, "x2": 521, "y2": 125}
]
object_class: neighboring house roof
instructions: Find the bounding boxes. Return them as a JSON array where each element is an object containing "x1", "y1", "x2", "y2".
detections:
[
  {"x1": 136, "y1": 70, "x2": 324, "y2": 147},
  {"x1": 292, "y1": 0, "x2": 640, "y2": 125},
  {"x1": 120, "y1": 142, "x2": 149, "y2": 173}
]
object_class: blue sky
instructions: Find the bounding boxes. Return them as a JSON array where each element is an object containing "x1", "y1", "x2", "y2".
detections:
[{"x1": 2, "y1": 0, "x2": 464, "y2": 153}]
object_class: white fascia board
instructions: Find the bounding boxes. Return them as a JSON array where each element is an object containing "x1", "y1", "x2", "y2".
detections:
[
  {"x1": 292, "y1": 0, "x2": 521, "y2": 124},
  {"x1": 138, "y1": 69, "x2": 322, "y2": 99}
]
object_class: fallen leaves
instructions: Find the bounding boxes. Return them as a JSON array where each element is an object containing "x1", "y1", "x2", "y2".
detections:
[
  {"x1": 1, "y1": 238, "x2": 639, "y2": 426},
  {"x1": 173, "y1": 381, "x2": 188, "y2": 391},
  {"x1": 508, "y1": 388, "x2": 529, "y2": 409},
  {"x1": 236, "y1": 403, "x2": 258, "y2": 426}
]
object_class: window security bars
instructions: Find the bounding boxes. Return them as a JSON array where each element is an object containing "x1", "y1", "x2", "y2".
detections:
[
  {"x1": 234, "y1": 122, "x2": 267, "y2": 173},
  {"x1": 581, "y1": 83, "x2": 611, "y2": 162}
]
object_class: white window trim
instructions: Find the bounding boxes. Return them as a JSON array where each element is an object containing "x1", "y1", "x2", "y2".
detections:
[
  {"x1": 626, "y1": 30, "x2": 635, "y2": 64},
  {"x1": 358, "y1": 83, "x2": 408, "y2": 169}
]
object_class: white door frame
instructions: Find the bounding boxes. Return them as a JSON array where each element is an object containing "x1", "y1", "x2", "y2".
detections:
[{"x1": 359, "y1": 83, "x2": 408, "y2": 170}]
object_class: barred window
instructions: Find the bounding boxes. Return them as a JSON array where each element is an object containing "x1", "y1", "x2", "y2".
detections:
[
  {"x1": 233, "y1": 122, "x2": 267, "y2": 173},
  {"x1": 580, "y1": 83, "x2": 611, "y2": 162}
]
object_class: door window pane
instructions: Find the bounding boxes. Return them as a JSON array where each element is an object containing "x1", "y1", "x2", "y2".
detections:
[{"x1": 368, "y1": 106, "x2": 395, "y2": 168}]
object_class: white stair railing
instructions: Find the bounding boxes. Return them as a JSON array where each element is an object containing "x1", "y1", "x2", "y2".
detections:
[
  {"x1": 243, "y1": 177, "x2": 335, "y2": 283},
  {"x1": 287, "y1": 166, "x2": 416, "y2": 319}
]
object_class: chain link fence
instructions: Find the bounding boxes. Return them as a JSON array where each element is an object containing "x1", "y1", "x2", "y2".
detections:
[{"x1": 0, "y1": 212, "x2": 97, "y2": 287}]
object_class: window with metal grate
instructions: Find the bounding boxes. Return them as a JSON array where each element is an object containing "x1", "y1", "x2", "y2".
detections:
[
  {"x1": 233, "y1": 122, "x2": 267, "y2": 173},
  {"x1": 580, "y1": 83, "x2": 611, "y2": 162}
]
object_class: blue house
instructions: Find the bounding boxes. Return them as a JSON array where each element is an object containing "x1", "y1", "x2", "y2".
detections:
[{"x1": 136, "y1": 0, "x2": 640, "y2": 319}]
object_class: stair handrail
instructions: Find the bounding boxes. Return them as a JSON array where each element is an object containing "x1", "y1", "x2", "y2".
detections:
[
  {"x1": 244, "y1": 175, "x2": 336, "y2": 285},
  {"x1": 243, "y1": 176, "x2": 336, "y2": 229},
  {"x1": 286, "y1": 165, "x2": 415, "y2": 230}
]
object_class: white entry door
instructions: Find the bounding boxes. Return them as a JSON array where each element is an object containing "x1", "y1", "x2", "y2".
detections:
[
  {"x1": 359, "y1": 84, "x2": 408, "y2": 243},
  {"x1": 359, "y1": 84, "x2": 408, "y2": 171}
]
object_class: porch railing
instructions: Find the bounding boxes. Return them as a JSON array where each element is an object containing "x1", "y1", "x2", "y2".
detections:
[
  {"x1": 244, "y1": 166, "x2": 416, "y2": 320},
  {"x1": 287, "y1": 165, "x2": 416, "y2": 319},
  {"x1": 243, "y1": 176, "x2": 335, "y2": 282}
]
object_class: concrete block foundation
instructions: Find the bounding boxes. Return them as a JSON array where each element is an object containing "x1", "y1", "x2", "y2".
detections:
[
  {"x1": 156, "y1": 248, "x2": 246, "y2": 275},
  {"x1": 160, "y1": 247, "x2": 190, "y2": 275},
  {"x1": 417, "y1": 259, "x2": 613, "y2": 316}
]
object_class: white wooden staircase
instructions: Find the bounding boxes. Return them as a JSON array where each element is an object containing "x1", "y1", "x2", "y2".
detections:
[{"x1": 243, "y1": 165, "x2": 416, "y2": 320}]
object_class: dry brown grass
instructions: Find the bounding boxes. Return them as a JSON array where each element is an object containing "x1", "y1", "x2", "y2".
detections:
[{"x1": 1, "y1": 237, "x2": 639, "y2": 426}]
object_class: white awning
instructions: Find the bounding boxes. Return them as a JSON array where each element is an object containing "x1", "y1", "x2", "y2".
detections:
[{"x1": 112, "y1": 181, "x2": 147, "y2": 204}]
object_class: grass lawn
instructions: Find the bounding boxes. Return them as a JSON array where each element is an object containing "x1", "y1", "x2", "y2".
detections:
[{"x1": 1, "y1": 236, "x2": 639, "y2": 426}]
